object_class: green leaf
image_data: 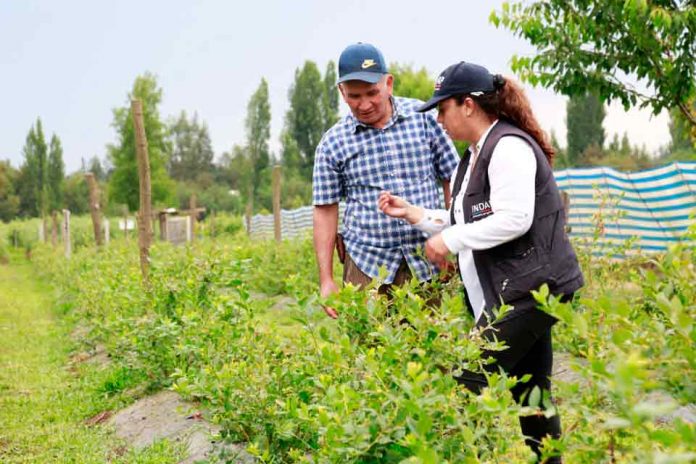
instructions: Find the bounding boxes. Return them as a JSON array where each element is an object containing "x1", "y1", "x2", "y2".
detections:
[{"x1": 528, "y1": 385, "x2": 541, "y2": 407}]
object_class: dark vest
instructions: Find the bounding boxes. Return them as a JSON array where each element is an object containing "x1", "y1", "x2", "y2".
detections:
[{"x1": 450, "y1": 120, "x2": 584, "y2": 319}]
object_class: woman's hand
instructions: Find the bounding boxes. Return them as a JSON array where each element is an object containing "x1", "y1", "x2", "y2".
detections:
[
  {"x1": 425, "y1": 233, "x2": 451, "y2": 268},
  {"x1": 378, "y1": 191, "x2": 423, "y2": 224}
]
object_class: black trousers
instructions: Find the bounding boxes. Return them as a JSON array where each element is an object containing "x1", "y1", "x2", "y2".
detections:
[{"x1": 456, "y1": 304, "x2": 563, "y2": 462}]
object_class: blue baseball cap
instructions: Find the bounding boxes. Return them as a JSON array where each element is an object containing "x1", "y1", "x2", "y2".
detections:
[
  {"x1": 417, "y1": 62, "x2": 498, "y2": 112},
  {"x1": 337, "y1": 42, "x2": 388, "y2": 84}
]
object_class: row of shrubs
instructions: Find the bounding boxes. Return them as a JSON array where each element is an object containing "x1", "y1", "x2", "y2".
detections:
[{"x1": 31, "y1": 226, "x2": 695, "y2": 463}]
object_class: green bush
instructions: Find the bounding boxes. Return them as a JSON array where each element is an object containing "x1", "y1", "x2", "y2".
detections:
[{"x1": 31, "y1": 229, "x2": 695, "y2": 463}]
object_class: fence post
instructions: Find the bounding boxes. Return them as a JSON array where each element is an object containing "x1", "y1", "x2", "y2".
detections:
[
  {"x1": 51, "y1": 210, "x2": 58, "y2": 246},
  {"x1": 37, "y1": 221, "x2": 45, "y2": 243},
  {"x1": 104, "y1": 217, "x2": 110, "y2": 244},
  {"x1": 132, "y1": 99, "x2": 153, "y2": 284},
  {"x1": 85, "y1": 173, "x2": 103, "y2": 247},
  {"x1": 62, "y1": 209, "x2": 71, "y2": 259},
  {"x1": 561, "y1": 190, "x2": 572, "y2": 233},
  {"x1": 272, "y1": 165, "x2": 282, "y2": 242}
]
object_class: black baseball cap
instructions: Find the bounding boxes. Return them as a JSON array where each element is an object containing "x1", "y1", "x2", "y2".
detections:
[
  {"x1": 337, "y1": 42, "x2": 388, "y2": 84},
  {"x1": 417, "y1": 62, "x2": 497, "y2": 112}
]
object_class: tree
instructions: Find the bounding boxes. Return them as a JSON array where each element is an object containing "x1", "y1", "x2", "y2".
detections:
[
  {"x1": 390, "y1": 63, "x2": 434, "y2": 102},
  {"x1": 63, "y1": 171, "x2": 89, "y2": 215},
  {"x1": 284, "y1": 61, "x2": 326, "y2": 178},
  {"x1": 669, "y1": 98, "x2": 696, "y2": 151},
  {"x1": 245, "y1": 79, "x2": 272, "y2": 196},
  {"x1": 549, "y1": 130, "x2": 568, "y2": 168},
  {"x1": 0, "y1": 161, "x2": 20, "y2": 222},
  {"x1": 88, "y1": 155, "x2": 106, "y2": 181},
  {"x1": 47, "y1": 134, "x2": 65, "y2": 211},
  {"x1": 19, "y1": 119, "x2": 49, "y2": 217},
  {"x1": 566, "y1": 92, "x2": 606, "y2": 165},
  {"x1": 107, "y1": 73, "x2": 174, "y2": 211},
  {"x1": 491, "y1": 1, "x2": 696, "y2": 126},
  {"x1": 167, "y1": 111, "x2": 214, "y2": 182},
  {"x1": 322, "y1": 61, "x2": 340, "y2": 131}
]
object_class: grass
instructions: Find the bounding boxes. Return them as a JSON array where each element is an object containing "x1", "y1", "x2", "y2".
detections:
[{"x1": 0, "y1": 256, "x2": 186, "y2": 463}]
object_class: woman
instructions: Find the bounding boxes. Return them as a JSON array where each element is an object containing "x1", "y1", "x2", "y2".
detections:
[{"x1": 378, "y1": 61, "x2": 583, "y2": 463}]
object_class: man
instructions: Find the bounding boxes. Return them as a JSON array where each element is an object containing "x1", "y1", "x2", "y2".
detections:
[{"x1": 312, "y1": 42, "x2": 459, "y2": 318}]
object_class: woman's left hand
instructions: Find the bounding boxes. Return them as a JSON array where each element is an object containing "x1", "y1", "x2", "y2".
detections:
[{"x1": 425, "y1": 233, "x2": 451, "y2": 268}]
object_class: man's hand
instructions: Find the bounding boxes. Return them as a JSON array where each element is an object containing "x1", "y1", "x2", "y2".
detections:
[
  {"x1": 320, "y1": 279, "x2": 340, "y2": 319},
  {"x1": 425, "y1": 233, "x2": 451, "y2": 269},
  {"x1": 314, "y1": 204, "x2": 340, "y2": 319},
  {"x1": 378, "y1": 191, "x2": 423, "y2": 224}
]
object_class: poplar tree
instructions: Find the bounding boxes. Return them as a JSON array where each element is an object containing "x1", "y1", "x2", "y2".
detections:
[
  {"x1": 566, "y1": 93, "x2": 606, "y2": 166},
  {"x1": 19, "y1": 119, "x2": 48, "y2": 217},
  {"x1": 285, "y1": 61, "x2": 326, "y2": 178},
  {"x1": 47, "y1": 134, "x2": 65, "y2": 211},
  {"x1": 322, "y1": 61, "x2": 340, "y2": 131},
  {"x1": 245, "y1": 78, "x2": 271, "y2": 195}
]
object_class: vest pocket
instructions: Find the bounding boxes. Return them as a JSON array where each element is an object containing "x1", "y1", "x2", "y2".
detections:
[{"x1": 491, "y1": 246, "x2": 553, "y2": 304}]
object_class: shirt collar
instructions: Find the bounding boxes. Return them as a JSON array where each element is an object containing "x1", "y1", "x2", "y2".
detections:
[
  {"x1": 348, "y1": 96, "x2": 412, "y2": 133},
  {"x1": 473, "y1": 119, "x2": 499, "y2": 156}
]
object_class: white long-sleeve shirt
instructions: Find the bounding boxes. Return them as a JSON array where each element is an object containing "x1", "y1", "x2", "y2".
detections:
[{"x1": 414, "y1": 120, "x2": 537, "y2": 322}]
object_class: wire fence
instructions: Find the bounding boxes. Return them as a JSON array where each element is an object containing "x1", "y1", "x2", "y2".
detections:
[{"x1": 247, "y1": 162, "x2": 696, "y2": 253}]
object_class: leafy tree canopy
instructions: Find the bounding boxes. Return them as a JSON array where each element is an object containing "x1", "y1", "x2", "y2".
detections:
[
  {"x1": 107, "y1": 72, "x2": 174, "y2": 211},
  {"x1": 0, "y1": 161, "x2": 20, "y2": 222},
  {"x1": 491, "y1": 1, "x2": 696, "y2": 125},
  {"x1": 390, "y1": 63, "x2": 434, "y2": 102},
  {"x1": 167, "y1": 111, "x2": 214, "y2": 182},
  {"x1": 47, "y1": 134, "x2": 65, "y2": 211}
]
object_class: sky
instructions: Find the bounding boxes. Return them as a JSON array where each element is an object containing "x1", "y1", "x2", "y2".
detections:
[{"x1": 1, "y1": 0, "x2": 671, "y2": 173}]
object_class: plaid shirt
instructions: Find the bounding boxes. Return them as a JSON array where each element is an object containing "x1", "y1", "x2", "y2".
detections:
[{"x1": 313, "y1": 96, "x2": 459, "y2": 283}]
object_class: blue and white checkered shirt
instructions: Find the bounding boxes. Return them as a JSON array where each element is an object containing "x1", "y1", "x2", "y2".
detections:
[{"x1": 313, "y1": 96, "x2": 460, "y2": 283}]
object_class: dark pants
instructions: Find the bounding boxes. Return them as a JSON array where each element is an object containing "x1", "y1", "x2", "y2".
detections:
[{"x1": 456, "y1": 305, "x2": 564, "y2": 462}]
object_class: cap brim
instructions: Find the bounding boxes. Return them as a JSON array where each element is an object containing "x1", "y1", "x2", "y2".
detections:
[
  {"x1": 416, "y1": 93, "x2": 451, "y2": 112},
  {"x1": 337, "y1": 71, "x2": 384, "y2": 84}
]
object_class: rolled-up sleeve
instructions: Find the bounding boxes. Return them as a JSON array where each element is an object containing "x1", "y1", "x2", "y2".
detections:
[
  {"x1": 312, "y1": 141, "x2": 343, "y2": 205},
  {"x1": 413, "y1": 208, "x2": 451, "y2": 236}
]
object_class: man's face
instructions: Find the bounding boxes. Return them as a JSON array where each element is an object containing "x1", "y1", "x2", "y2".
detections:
[{"x1": 339, "y1": 75, "x2": 393, "y2": 127}]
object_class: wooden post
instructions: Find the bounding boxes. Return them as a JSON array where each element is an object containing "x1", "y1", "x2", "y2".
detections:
[
  {"x1": 62, "y1": 209, "x2": 71, "y2": 259},
  {"x1": 104, "y1": 217, "x2": 110, "y2": 244},
  {"x1": 272, "y1": 165, "x2": 282, "y2": 242},
  {"x1": 245, "y1": 185, "x2": 253, "y2": 237},
  {"x1": 561, "y1": 190, "x2": 572, "y2": 233},
  {"x1": 85, "y1": 173, "x2": 103, "y2": 246},
  {"x1": 189, "y1": 194, "x2": 197, "y2": 243},
  {"x1": 51, "y1": 211, "x2": 58, "y2": 246},
  {"x1": 132, "y1": 99, "x2": 153, "y2": 284},
  {"x1": 37, "y1": 220, "x2": 45, "y2": 243}
]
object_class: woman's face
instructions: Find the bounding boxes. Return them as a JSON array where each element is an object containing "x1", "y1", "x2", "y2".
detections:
[{"x1": 436, "y1": 97, "x2": 472, "y2": 142}]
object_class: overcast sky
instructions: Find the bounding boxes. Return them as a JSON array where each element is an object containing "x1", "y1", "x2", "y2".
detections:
[{"x1": 1, "y1": 0, "x2": 671, "y2": 173}]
